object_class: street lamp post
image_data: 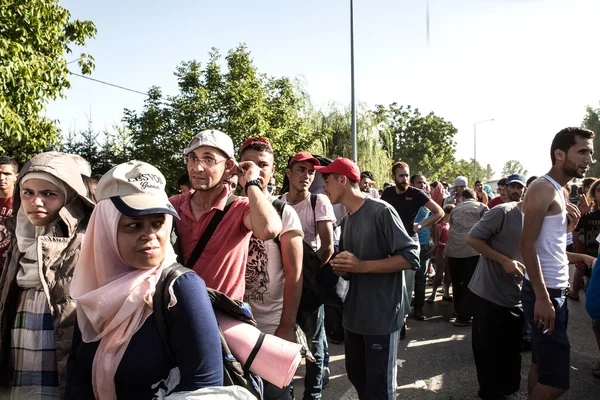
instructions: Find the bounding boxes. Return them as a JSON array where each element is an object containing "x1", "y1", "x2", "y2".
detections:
[
  {"x1": 350, "y1": 0, "x2": 357, "y2": 162},
  {"x1": 473, "y1": 119, "x2": 494, "y2": 183}
]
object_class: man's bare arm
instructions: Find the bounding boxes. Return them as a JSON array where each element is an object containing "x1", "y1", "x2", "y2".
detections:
[
  {"x1": 316, "y1": 220, "x2": 334, "y2": 265},
  {"x1": 467, "y1": 236, "x2": 524, "y2": 277},
  {"x1": 520, "y1": 180, "x2": 559, "y2": 333},
  {"x1": 520, "y1": 182, "x2": 555, "y2": 298},
  {"x1": 331, "y1": 252, "x2": 415, "y2": 274},
  {"x1": 420, "y1": 200, "x2": 445, "y2": 229},
  {"x1": 243, "y1": 185, "x2": 282, "y2": 240},
  {"x1": 275, "y1": 230, "x2": 303, "y2": 342}
]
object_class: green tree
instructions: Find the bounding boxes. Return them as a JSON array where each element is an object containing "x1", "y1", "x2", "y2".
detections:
[
  {"x1": 444, "y1": 159, "x2": 487, "y2": 185},
  {"x1": 309, "y1": 103, "x2": 393, "y2": 187},
  {"x1": 485, "y1": 164, "x2": 495, "y2": 181},
  {"x1": 123, "y1": 45, "x2": 317, "y2": 194},
  {"x1": 582, "y1": 104, "x2": 600, "y2": 177},
  {"x1": 372, "y1": 103, "x2": 458, "y2": 181},
  {"x1": 0, "y1": 0, "x2": 96, "y2": 162},
  {"x1": 501, "y1": 160, "x2": 528, "y2": 177}
]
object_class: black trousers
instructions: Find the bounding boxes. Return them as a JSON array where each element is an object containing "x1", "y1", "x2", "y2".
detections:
[
  {"x1": 471, "y1": 292, "x2": 523, "y2": 399},
  {"x1": 447, "y1": 256, "x2": 479, "y2": 321}
]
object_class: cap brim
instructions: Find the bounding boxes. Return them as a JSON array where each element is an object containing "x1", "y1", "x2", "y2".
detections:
[
  {"x1": 506, "y1": 180, "x2": 526, "y2": 187},
  {"x1": 183, "y1": 142, "x2": 199, "y2": 155},
  {"x1": 314, "y1": 165, "x2": 334, "y2": 174},
  {"x1": 289, "y1": 157, "x2": 320, "y2": 167},
  {"x1": 110, "y1": 194, "x2": 180, "y2": 219},
  {"x1": 184, "y1": 142, "x2": 234, "y2": 160}
]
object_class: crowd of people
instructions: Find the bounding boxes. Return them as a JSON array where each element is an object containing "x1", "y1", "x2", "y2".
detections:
[{"x1": 0, "y1": 126, "x2": 596, "y2": 400}]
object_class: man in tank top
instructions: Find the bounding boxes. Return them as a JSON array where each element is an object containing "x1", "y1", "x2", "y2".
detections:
[{"x1": 520, "y1": 127, "x2": 595, "y2": 399}]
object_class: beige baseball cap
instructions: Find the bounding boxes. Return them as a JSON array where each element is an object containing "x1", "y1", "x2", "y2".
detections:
[
  {"x1": 96, "y1": 161, "x2": 179, "y2": 219},
  {"x1": 184, "y1": 129, "x2": 235, "y2": 159}
]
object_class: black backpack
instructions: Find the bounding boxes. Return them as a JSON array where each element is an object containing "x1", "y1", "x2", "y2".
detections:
[
  {"x1": 272, "y1": 196, "x2": 340, "y2": 314},
  {"x1": 153, "y1": 263, "x2": 264, "y2": 399}
]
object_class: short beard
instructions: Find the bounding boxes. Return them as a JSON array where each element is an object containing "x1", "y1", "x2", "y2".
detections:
[
  {"x1": 395, "y1": 181, "x2": 409, "y2": 191},
  {"x1": 508, "y1": 193, "x2": 522, "y2": 201},
  {"x1": 562, "y1": 160, "x2": 585, "y2": 179}
]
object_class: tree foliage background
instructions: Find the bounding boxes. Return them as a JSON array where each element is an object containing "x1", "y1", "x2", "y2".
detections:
[
  {"x1": 1, "y1": 0, "x2": 96, "y2": 162},
  {"x1": 5, "y1": 0, "x2": 485, "y2": 194},
  {"x1": 57, "y1": 46, "x2": 476, "y2": 194},
  {"x1": 582, "y1": 104, "x2": 600, "y2": 178},
  {"x1": 501, "y1": 160, "x2": 528, "y2": 177}
]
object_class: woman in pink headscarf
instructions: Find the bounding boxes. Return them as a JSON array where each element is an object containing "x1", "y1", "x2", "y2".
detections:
[
  {"x1": 67, "y1": 161, "x2": 223, "y2": 399},
  {"x1": 430, "y1": 181, "x2": 447, "y2": 207}
]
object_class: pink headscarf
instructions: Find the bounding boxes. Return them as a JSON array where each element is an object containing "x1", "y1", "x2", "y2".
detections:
[
  {"x1": 71, "y1": 200, "x2": 178, "y2": 400},
  {"x1": 430, "y1": 181, "x2": 446, "y2": 207}
]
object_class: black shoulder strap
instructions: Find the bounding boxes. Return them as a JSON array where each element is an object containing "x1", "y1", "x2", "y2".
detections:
[
  {"x1": 310, "y1": 193, "x2": 317, "y2": 212},
  {"x1": 310, "y1": 193, "x2": 318, "y2": 244},
  {"x1": 185, "y1": 195, "x2": 238, "y2": 269},
  {"x1": 271, "y1": 199, "x2": 286, "y2": 246},
  {"x1": 243, "y1": 332, "x2": 266, "y2": 373},
  {"x1": 153, "y1": 263, "x2": 194, "y2": 363},
  {"x1": 271, "y1": 198, "x2": 287, "y2": 218}
]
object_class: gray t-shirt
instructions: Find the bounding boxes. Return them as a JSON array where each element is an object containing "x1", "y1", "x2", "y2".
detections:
[
  {"x1": 340, "y1": 197, "x2": 420, "y2": 335},
  {"x1": 468, "y1": 202, "x2": 523, "y2": 308}
]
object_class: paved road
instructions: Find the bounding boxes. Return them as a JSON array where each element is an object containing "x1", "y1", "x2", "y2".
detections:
[{"x1": 293, "y1": 280, "x2": 600, "y2": 399}]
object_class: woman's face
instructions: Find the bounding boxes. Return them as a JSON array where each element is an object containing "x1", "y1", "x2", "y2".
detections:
[
  {"x1": 594, "y1": 185, "x2": 600, "y2": 205},
  {"x1": 21, "y1": 179, "x2": 65, "y2": 226},
  {"x1": 117, "y1": 214, "x2": 168, "y2": 270}
]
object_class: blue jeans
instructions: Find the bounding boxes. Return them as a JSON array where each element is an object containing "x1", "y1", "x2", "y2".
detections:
[
  {"x1": 414, "y1": 244, "x2": 430, "y2": 308},
  {"x1": 298, "y1": 305, "x2": 326, "y2": 399},
  {"x1": 403, "y1": 242, "x2": 420, "y2": 315},
  {"x1": 521, "y1": 279, "x2": 570, "y2": 390}
]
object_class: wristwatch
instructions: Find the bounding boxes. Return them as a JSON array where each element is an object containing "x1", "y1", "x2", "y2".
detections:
[
  {"x1": 417, "y1": 223, "x2": 423, "y2": 230},
  {"x1": 244, "y1": 179, "x2": 263, "y2": 192}
]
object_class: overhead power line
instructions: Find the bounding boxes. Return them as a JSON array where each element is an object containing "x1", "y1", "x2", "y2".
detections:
[{"x1": 69, "y1": 72, "x2": 149, "y2": 96}]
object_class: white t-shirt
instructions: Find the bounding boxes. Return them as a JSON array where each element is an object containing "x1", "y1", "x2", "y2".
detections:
[
  {"x1": 280, "y1": 193, "x2": 336, "y2": 251},
  {"x1": 244, "y1": 200, "x2": 303, "y2": 335}
]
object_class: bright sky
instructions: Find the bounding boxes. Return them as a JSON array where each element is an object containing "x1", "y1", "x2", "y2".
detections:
[{"x1": 46, "y1": 0, "x2": 600, "y2": 181}]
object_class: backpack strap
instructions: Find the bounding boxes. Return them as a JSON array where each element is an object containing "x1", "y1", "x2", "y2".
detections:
[
  {"x1": 271, "y1": 198, "x2": 287, "y2": 246},
  {"x1": 153, "y1": 263, "x2": 195, "y2": 363},
  {"x1": 184, "y1": 195, "x2": 238, "y2": 269},
  {"x1": 310, "y1": 194, "x2": 318, "y2": 249}
]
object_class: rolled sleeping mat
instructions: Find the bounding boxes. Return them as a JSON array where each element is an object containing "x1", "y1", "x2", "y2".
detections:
[{"x1": 216, "y1": 311, "x2": 302, "y2": 388}]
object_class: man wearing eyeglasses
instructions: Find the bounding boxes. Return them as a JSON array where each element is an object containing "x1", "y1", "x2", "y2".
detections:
[{"x1": 170, "y1": 130, "x2": 282, "y2": 301}]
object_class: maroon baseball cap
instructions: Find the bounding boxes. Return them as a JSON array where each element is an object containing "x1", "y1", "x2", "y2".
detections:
[
  {"x1": 314, "y1": 158, "x2": 361, "y2": 182},
  {"x1": 240, "y1": 137, "x2": 273, "y2": 153},
  {"x1": 288, "y1": 152, "x2": 320, "y2": 167}
]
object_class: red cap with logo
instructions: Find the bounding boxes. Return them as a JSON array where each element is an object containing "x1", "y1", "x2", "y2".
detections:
[
  {"x1": 288, "y1": 152, "x2": 320, "y2": 167},
  {"x1": 314, "y1": 158, "x2": 361, "y2": 182}
]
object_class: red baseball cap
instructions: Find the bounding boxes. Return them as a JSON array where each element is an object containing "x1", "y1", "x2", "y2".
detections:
[
  {"x1": 314, "y1": 158, "x2": 361, "y2": 182},
  {"x1": 240, "y1": 137, "x2": 273, "y2": 153},
  {"x1": 288, "y1": 152, "x2": 320, "y2": 167}
]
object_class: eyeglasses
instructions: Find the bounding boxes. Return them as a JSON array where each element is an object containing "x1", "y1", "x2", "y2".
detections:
[{"x1": 183, "y1": 156, "x2": 225, "y2": 168}]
